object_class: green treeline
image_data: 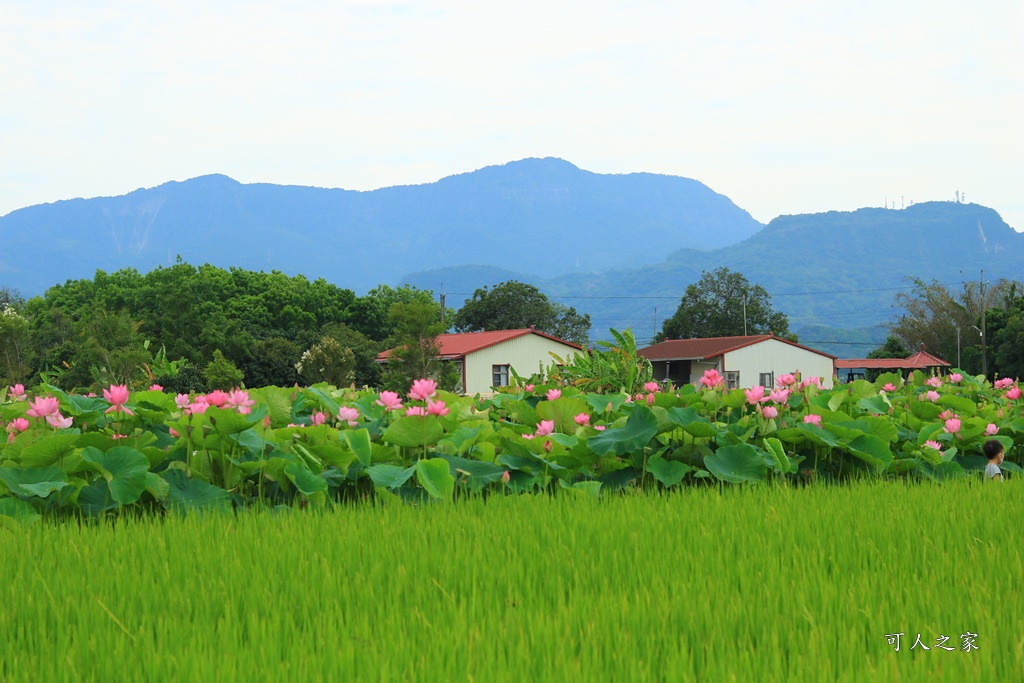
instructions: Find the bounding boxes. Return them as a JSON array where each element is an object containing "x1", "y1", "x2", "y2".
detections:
[{"x1": 0, "y1": 261, "x2": 440, "y2": 393}]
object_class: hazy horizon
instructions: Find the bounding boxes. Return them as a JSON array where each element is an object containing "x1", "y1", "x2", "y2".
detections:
[{"x1": 2, "y1": 1, "x2": 1021, "y2": 229}]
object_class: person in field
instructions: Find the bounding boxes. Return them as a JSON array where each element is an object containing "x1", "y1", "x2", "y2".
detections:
[{"x1": 984, "y1": 439, "x2": 1004, "y2": 481}]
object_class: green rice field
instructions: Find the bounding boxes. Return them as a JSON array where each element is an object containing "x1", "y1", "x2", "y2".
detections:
[{"x1": 2, "y1": 480, "x2": 1021, "y2": 682}]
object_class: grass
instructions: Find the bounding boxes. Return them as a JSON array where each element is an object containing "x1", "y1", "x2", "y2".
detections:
[{"x1": 2, "y1": 480, "x2": 1021, "y2": 682}]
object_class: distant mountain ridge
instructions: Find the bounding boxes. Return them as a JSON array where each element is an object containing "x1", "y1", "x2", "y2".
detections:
[
  {"x1": 0, "y1": 158, "x2": 762, "y2": 296},
  {"x1": 3, "y1": 160, "x2": 1021, "y2": 358},
  {"x1": 404, "y1": 202, "x2": 1024, "y2": 354}
]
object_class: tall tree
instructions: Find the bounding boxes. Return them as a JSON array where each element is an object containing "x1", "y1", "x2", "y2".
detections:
[
  {"x1": 349, "y1": 284, "x2": 437, "y2": 342},
  {"x1": 655, "y1": 268, "x2": 789, "y2": 342},
  {"x1": 382, "y1": 301, "x2": 460, "y2": 393},
  {"x1": 862, "y1": 335, "x2": 912, "y2": 381},
  {"x1": 890, "y1": 277, "x2": 1013, "y2": 374},
  {"x1": 991, "y1": 284, "x2": 1024, "y2": 380},
  {"x1": 451, "y1": 281, "x2": 591, "y2": 346},
  {"x1": 0, "y1": 303, "x2": 31, "y2": 385}
]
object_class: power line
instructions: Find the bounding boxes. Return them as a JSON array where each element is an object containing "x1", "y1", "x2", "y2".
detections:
[{"x1": 444, "y1": 280, "x2": 967, "y2": 301}]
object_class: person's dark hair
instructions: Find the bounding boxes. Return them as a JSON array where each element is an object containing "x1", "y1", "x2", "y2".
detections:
[{"x1": 983, "y1": 439, "x2": 1004, "y2": 460}]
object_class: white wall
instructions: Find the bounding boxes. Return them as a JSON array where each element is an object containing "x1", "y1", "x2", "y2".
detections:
[
  {"x1": 723, "y1": 339, "x2": 835, "y2": 389},
  {"x1": 688, "y1": 360, "x2": 718, "y2": 386},
  {"x1": 464, "y1": 334, "x2": 581, "y2": 395}
]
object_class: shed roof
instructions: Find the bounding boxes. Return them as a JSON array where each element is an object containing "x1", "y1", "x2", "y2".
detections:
[
  {"x1": 835, "y1": 344, "x2": 951, "y2": 370},
  {"x1": 639, "y1": 334, "x2": 836, "y2": 361}
]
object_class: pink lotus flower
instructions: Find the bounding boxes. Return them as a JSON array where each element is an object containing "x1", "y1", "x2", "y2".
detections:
[
  {"x1": 408, "y1": 378, "x2": 438, "y2": 401},
  {"x1": 924, "y1": 440, "x2": 942, "y2": 451},
  {"x1": 801, "y1": 376, "x2": 823, "y2": 389},
  {"x1": 994, "y1": 378, "x2": 1014, "y2": 389},
  {"x1": 543, "y1": 439, "x2": 552, "y2": 453},
  {"x1": 943, "y1": 418, "x2": 961, "y2": 434},
  {"x1": 149, "y1": 384, "x2": 163, "y2": 391},
  {"x1": 426, "y1": 399, "x2": 450, "y2": 416},
  {"x1": 226, "y1": 389, "x2": 255, "y2": 414},
  {"x1": 338, "y1": 406, "x2": 360, "y2": 427},
  {"x1": 310, "y1": 411, "x2": 327, "y2": 426},
  {"x1": 986, "y1": 423, "x2": 999, "y2": 436},
  {"x1": 204, "y1": 390, "x2": 230, "y2": 408},
  {"x1": 1007, "y1": 386, "x2": 1022, "y2": 400},
  {"x1": 939, "y1": 409, "x2": 954, "y2": 421},
  {"x1": 594, "y1": 425, "x2": 606, "y2": 431},
  {"x1": 26, "y1": 396, "x2": 60, "y2": 418},
  {"x1": 262, "y1": 415, "x2": 272, "y2": 429},
  {"x1": 522, "y1": 433, "x2": 535, "y2": 440},
  {"x1": 644, "y1": 381, "x2": 660, "y2": 393},
  {"x1": 523, "y1": 384, "x2": 535, "y2": 392},
  {"x1": 925, "y1": 391, "x2": 940, "y2": 402},
  {"x1": 5, "y1": 417, "x2": 29, "y2": 443},
  {"x1": 9, "y1": 384, "x2": 26, "y2": 401},
  {"x1": 803, "y1": 414, "x2": 822, "y2": 427},
  {"x1": 546, "y1": 389, "x2": 561, "y2": 401},
  {"x1": 501, "y1": 470, "x2": 511, "y2": 483},
  {"x1": 535, "y1": 420, "x2": 555, "y2": 437},
  {"x1": 948, "y1": 373, "x2": 962, "y2": 383},
  {"x1": 170, "y1": 427, "x2": 181, "y2": 438},
  {"x1": 700, "y1": 369, "x2": 724, "y2": 389},
  {"x1": 46, "y1": 413, "x2": 74, "y2": 429},
  {"x1": 187, "y1": 399, "x2": 209, "y2": 415},
  {"x1": 376, "y1": 391, "x2": 403, "y2": 412},
  {"x1": 405, "y1": 406, "x2": 427, "y2": 417},
  {"x1": 744, "y1": 385, "x2": 767, "y2": 405},
  {"x1": 574, "y1": 413, "x2": 590, "y2": 426},
  {"x1": 769, "y1": 388, "x2": 789, "y2": 404},
  {"x1": 882, "y1": 383, "x2": 896, "y2": 392},
  {"x1": 111, "y1": 434, "x2": 128, "y2": 440},
  {"x1": 777, "y1": 373, "x2": 796, "y2": 387},
  {"x1": 925, "y1": 376, "x2": 942, "y2": 388},
  {"x1": 175, "y1": 394, "x2": 190, "y2": 409},
  {"x1": 762, "y1": 405, "x2": 779, "y2": 419},
  {"x1": 645, "y1": 393, "x2": 655, "y2": 405}
]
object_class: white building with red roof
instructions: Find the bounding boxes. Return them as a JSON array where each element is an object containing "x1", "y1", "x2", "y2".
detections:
[
  {"x1": 378, "y1": 328, "x2": 582, "y2": 395},
  {"x1": 639, "y1": 334, "x2": 837, "y2": 389}
]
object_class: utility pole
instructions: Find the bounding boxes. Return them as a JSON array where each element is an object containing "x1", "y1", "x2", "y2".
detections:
[
  {"x1": 653, "y1": 307, "x2": 657, "y2": 342},
  {"x1": 742, "y1": 295, "x2": 748, "y2": 336},
  {"x1": 440, "y1": 284, "x2": 446, "y2": 326},
  {"x1": 956, "y1": 325, "x2": 961, "y2": 369},
  {"x1": 980, "y1": 270, "x2": 987, "y2": 378}
]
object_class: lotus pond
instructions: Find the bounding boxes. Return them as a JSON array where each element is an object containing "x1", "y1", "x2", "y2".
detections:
[{"x1": 0, "y1": 370, "x2": 1021, "y2": 517}]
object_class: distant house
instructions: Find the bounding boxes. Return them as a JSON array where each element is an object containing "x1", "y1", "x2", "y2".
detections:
[
  {"x1": 378, "y1": 328, "x2": 582, "y2": 395},
  {"x1": 638, "y1": 335, "x2": 837, "y2": 389},
  {"x1": 835, "y1": 344, "x2": 951, "y2": 383}
]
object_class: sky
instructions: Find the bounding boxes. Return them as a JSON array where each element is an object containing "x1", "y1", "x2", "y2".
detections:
[{"x1": 2, "y1": 0, "x2": 1022, "y2": 229}]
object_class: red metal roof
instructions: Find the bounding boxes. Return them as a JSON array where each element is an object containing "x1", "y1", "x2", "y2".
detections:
[
  {"x1": 378, "y1": 328, "x2": 582, "y2": 360},
  {"x1": 639, "y1": 335, "x2": 836, "y2": 361},
  {"x1": 835, "y1": 358, "x2": 923, "y2": 370},
  {"x1": 904, "y1": 348, "x2": 951, "y2": 368},
  {"x1": 836, "y1": 344, "x2": 950, "y2": 370}
]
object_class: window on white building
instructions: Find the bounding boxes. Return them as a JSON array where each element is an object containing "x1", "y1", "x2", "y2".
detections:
[
  {"x1": 725, "y1": 371, "x2": 740, "y2": 389},
  {"x1": 759, "y1": 372, "x2": 774, "y2": 388},
  {"x1": 492, "y1": 364, "x2": 510, "y2": 387}
]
